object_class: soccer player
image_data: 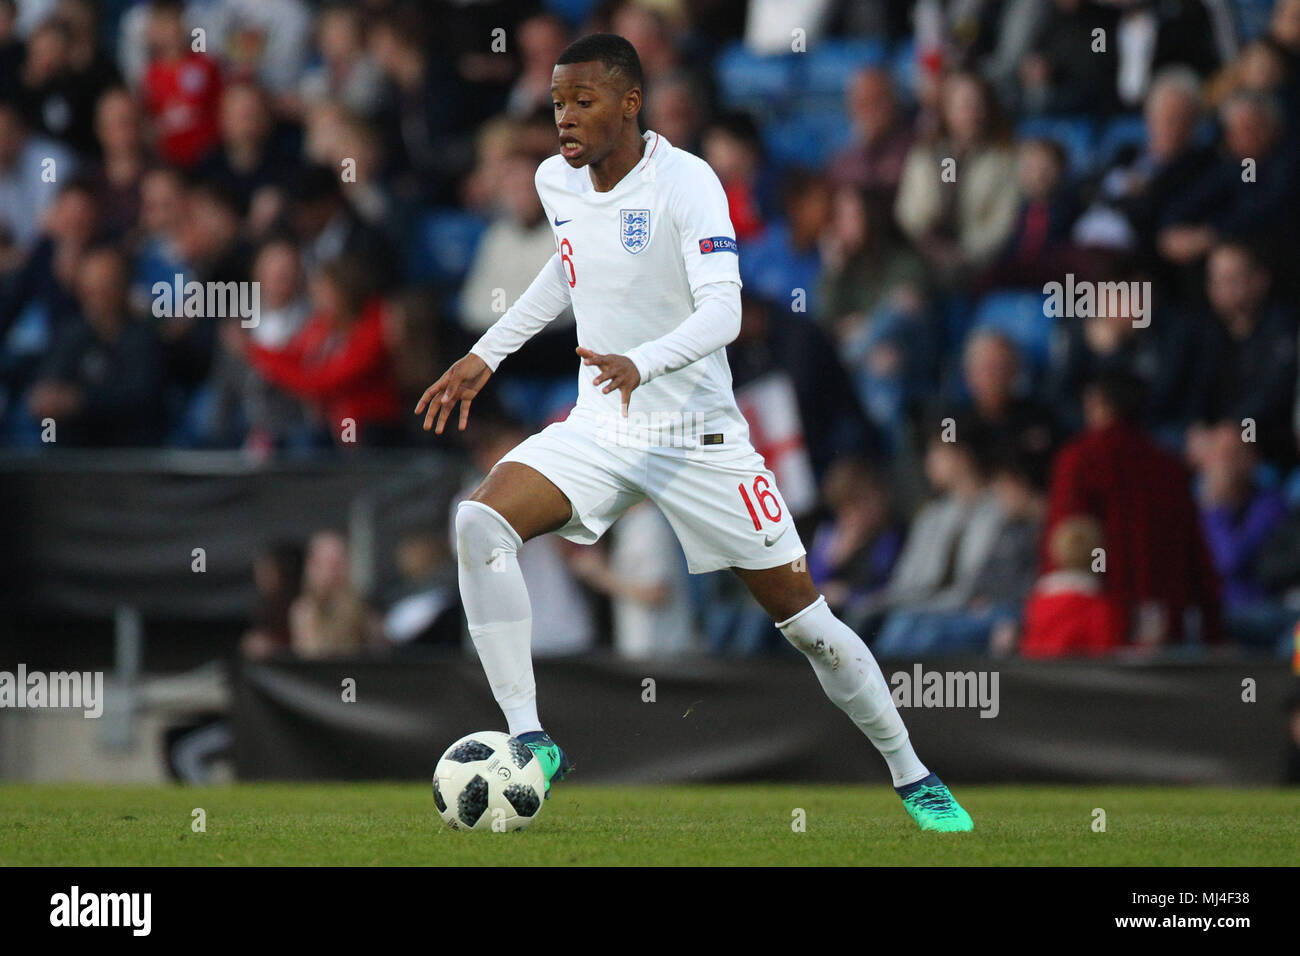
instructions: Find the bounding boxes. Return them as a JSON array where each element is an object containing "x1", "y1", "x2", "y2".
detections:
[{"x1": 415, "y1": 34, "x2": 973, "y2": 831}]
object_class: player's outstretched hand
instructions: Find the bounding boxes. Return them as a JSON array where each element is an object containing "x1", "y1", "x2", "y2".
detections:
[
  {"x1": 576, "y1": 346, "x2": 640, "y2": 416},
  {"x1": 415, "y1": 352, "x2": 492, "y2": 434}
]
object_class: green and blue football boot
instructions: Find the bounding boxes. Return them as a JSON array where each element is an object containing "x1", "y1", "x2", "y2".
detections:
[
  {"x1": 516, "y1": 730, "x2": 573, "y2": 797},
  {"x1": 896, "y1": 772, "x2": 974, "y2": 831}
]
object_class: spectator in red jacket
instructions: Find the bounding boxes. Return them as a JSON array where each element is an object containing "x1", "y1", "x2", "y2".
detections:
[
  {"x1": 139, "y1": 0, "x2": 222, "y2": 168},
  {"x1": 224, "y1": 255, "x2": 401, "y2": 447},
  {"x1": 1042, "y1": 370, "x2": 1223, "y2": 646},
  {"x1": 1019, "y1": 514, "x2": 1127, "y2": 658}
]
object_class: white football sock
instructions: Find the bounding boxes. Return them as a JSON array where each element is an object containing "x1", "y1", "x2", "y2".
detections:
[
  {"x1": 455, "y1": 500, "x2": 541, "y2": 737},
  {"x1": 778, "y1": 596, "x2": 929, "y2": 787}
]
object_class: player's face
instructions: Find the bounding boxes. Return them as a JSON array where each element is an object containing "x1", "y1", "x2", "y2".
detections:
[{"x1": 551, "y1": 62, "x2": 634, "y2": 167}]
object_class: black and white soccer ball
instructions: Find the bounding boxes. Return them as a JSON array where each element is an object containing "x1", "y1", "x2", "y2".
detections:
[{"x1": 433, "y1": 731, "x2": 546, "y2": 832}]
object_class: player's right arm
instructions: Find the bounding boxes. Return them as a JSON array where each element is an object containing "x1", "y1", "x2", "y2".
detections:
[{"x1": 415, "y1": 252, "x2": 572, "y2": 433}]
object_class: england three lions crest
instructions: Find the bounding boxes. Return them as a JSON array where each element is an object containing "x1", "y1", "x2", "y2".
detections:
[{"x1": 620, "y1": 208, "x2": 650, "y2": 254}]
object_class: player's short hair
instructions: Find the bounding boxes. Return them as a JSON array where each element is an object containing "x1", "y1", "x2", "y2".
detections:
[{"x1": 555, "y1": 33, "x2": 644, "y2": 92}]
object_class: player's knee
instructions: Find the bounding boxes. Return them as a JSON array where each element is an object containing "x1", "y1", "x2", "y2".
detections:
[{"x1": 455, "y1": 500, "x2": 522, "y2": 568}]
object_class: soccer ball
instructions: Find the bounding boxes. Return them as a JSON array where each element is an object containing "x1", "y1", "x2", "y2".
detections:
[{"x1": 432, "y1": 731, "x2": 546, "y2": 832}]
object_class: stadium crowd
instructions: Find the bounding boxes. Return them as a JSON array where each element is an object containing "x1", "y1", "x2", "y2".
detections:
[{"x1": 2, "y1": 0, "x2": 1299, "y2": 661}]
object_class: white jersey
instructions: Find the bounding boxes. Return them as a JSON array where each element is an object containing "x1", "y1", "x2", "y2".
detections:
[
  {"x1": 473, "y1": 130, "x2": 751, "y2": 455},
  {"x1": 479, "y1": 132, "x2": 807, "y2": 574}
]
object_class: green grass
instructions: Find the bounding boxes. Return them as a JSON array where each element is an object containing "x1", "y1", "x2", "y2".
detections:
[{"x1": 0, "y1": 783, "x2": 1295, "y2": 866}]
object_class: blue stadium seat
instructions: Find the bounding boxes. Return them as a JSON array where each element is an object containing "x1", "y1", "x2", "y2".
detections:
[
  {"x1": 715, "y1": 42, "x2": 797, "y2": 113},
  {"x1": 803, "y1": 38, "x2": 887, "y2": 97},
  {"x1": 543, "y1": 0, "x2": 596, "y2": 26},
  {"x1": 409, "y1": 209, "x2": 488, "y2": 285},
  {"x1": 1234, "y1": 0, "x2": 1276, "y2": 42},
  {"x1": 890, "y1": 38, "x2": 919, "y2": 103},
  {"x1": 969, "y1": 290, "x2": 1054, "y2": 368},
  {"x1": 1097, "y1": 114, "x2": 1147, "y2": 165},
  {"x1": 1016, "y1": 116, "x2": 1098, "y2": 177},
  {"x1": 761, "y1": 108, "x2": 851, "y2": 169}
]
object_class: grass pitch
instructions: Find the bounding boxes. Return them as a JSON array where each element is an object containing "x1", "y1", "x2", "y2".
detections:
[{"x1": 0, "y1": 783, "x2": 1295, "y2": 866}]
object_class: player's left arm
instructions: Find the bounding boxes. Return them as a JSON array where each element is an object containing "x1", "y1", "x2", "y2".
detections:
[{"x1": 580, "y1": 160, "x2": 742, "y2": 411}]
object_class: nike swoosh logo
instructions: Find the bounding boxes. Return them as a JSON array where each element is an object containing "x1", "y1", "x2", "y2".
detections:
[
  {"x1": 553, "y1": 216, "x2": 572, "y2": 226},
  {"x1": 763, "y1": 527, "x2": 788, "y2": 547}
]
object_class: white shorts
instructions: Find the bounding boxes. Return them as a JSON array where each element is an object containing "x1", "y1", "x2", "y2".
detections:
[{"x1": 498, "y1": 411, "x2": 807, "y2": 574}]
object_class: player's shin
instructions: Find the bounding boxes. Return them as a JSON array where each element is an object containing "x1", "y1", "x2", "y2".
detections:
[
  {"x1": 777, "y1": 596, "x2": 929, "y2": 787},
  {"x1": 454, "y1": 500, "x2": 541, "y2": 737}
]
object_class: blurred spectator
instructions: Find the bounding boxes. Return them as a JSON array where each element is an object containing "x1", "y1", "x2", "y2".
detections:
[
  {"x1": 369, "y1": 4, "x2": 470, "y2": 206},
  {"x1": 458, "y1": 152, "x2": 571, "y2": 335},
  {"x1": 162, "y1": 179, "x2": 250, "y2": 405},
  {"x1": 857, "y1": 419, "x2": 1006, "y2": 635},
  {"x1": 507, "y1": 12, "x2": 571, "y2": 121},
  {"x1": 197, "y1": 80, "x2": 296, "y2": 214},
  {"x1": 729, "y1": 294, "x2": 877, "y2": 484},
  {"x1": 702, "y1": 113, "x2": 769, "y2": 244},
  {"x1": 817, "y1": 186, "x2": 932, "y2": 443},
  {"x1": 701, "y1": 112, "x2": 768, "y2": 242},
  {"x1": 646, "y1": 70, "x2": 705, "y2": 155},
  {"x1": 14, "y1": 16, "x2": 97, "y2": 155},
  {"x1": 239, "y1": 540, "x2": 304, "y2": 659},
  {"x1": 1185, "y1": 241, "x2": 1298, "y2": 468},
  {"x1": 285, "y1": 163, "x2": 398, "y2": 293},
  {"x1": 88, "y1": 86, "x2": 146, "y2": 238},
  {"x1": 874, "y1": 445, "x2": 1042, "y2": 656},
  {"x1": 51, "y1": 0, "x2": 122, "y2": 152},
  {"x1": 741, "y1": 168, "x2": 829, "y2": 313},
  {"x1": 460, "y1": 115, "x2": 555, "y2": 215},
  {"x1": 981, "y1": 136, "x2": 1082, "y2": 290},
  {"x1": 895, "y1": 71, "x2": 1018, "y2": 285},
  {"x1": 457, "y1": 150, "x2": 576, "y2": 422},
  {"x1": 1195, "y1": 422, "x2": 1289, "y2": 640},
  {"x1": 0, "y1": 1, "x2": 19, "y2": 101},
  {"x1": 139, "y1": 0, "x2": 223, "y2": 168},
  {"x1": 1047, "y1": 264, "x2": 1201, "y2": 435},
  {"x1": 293, "y1": 1, "x2": 384, "y2": 119},
  {"x1": 976, "y1": 451, "x2": 1046, "y2": 610},
  {"x1": 1043, "y1": 370, "x2": 1223, "y2": 646},
  {"x1": 1113, "y1": 0, "x2": 1232, "y2": 109},
  {"x1": 1158, "y1": 90, "x2": 1299, "y2": 272},
  {"x1": 1207, "y1": 35, "x2": 1290, "y2": 108},
  {"x1": 954, "y1": 328, "x2": 1056, "y2": 486},
  {"x1": 208, "y1": 236, "x2": 311, "y2": 451},
  {"x1": 0, "y1": 176, "x2": 99, "y2": 356},
  {"x1": 288, "y1": 529, "x2": 376, "y2": 658},
  {"x1": 384, "y1": 288, "x2": 445, "y2": 437},
  {"x1": 1079, "y1": 67, "x2": 1213, "y2": 273},
  {"x1": 0, "y1": 98, "x2": 76, "y2": 257},
  {"x1": 1016, "y1": 514, "x2": 1127, "y2": 657},
  {"x1": 227, "y1": 255, "x2": 402, "y2": 448},
  {"x1": 818, "y1": 185, "x2": 928, "y2": 344},
  {"x1": 196, "y1": 0, "x2": 312, "y2": 97},
  {"x1": 568, "y1": 502, "x2": 696, "y2": 659},
  {"x1": 613, "y1": 2, "x2": 694, "y2": 92},
  {"x1": 129, "y1": 165, "x2": 188, "y2": 311},
  {"x1": 806, "y1": 457, "x2": 903, "y2": 620},
  {"x1": 827, "y1": 67, "x2": 915, "y2": 200},
  {"x1": 26, "y1": 245, "x2": 165, "y2": 446},
  {"x1": 1017, "y1": 0, "x2": 1120, "y2": 116},
  {"x1": 1270, "y1": 0, "x2": 1300, "y2": 103},
  {"x1": 382, "y1": 531, "x2": 461, "y2": 648}
]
